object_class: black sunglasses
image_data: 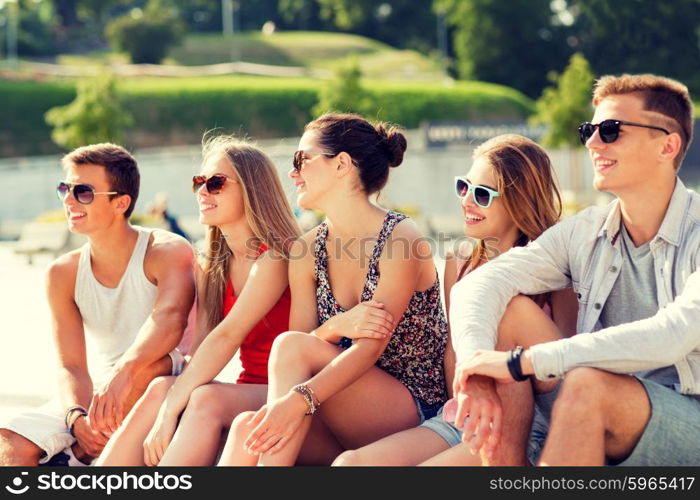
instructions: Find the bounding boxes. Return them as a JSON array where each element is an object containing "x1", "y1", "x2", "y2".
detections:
[
  {"x1": 56, "y1": 182, "x2": 119, "y2": 205},
  {"x1": 293, "y1": 150, "x2": 336, "y2": 172},
  {"x1": 578, "y1": 119, "x2": 670, "y2": 145},
  {"x1": 192, "y1": 174, "x2": 231, "y2": 194}
]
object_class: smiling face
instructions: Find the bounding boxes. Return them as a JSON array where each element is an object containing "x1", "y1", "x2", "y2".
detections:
[
  {"x1": 587, "y1": 93, "x2": 673, "y2": 195},
  {"x1": 289, "y1": 130, "x2": 337, "y2": 210},
  {"x1": 61, "y1": 164, "x2": 126, "y2": 234},
  {"x1": 459, "y1": 155, "x2": 517, "y2": 245},
  {"x1": 196, "y1": 153, "x2": 245, "y2": 228}
]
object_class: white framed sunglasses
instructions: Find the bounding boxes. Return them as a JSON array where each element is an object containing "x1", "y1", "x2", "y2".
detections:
[{"x1": 454, "y1": 176, "x2": 501, "y2": 208}]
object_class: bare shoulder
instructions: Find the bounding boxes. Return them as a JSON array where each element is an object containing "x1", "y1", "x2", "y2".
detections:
[
  {"x1": 254, "y1": 247, "x2": 289, "y2": 274},
  {"x1": 46, "y1": 248, "x2": 81, "y2": 287},
  {"x1": 146, "y1": 229, "x2": 194, "y2": 263},
  {"x1": 389, "y1": 216, "x2": 433, "y2": 262},
  {"x1": 289, "y1": 226, "x2": 320, "y2": 267}
]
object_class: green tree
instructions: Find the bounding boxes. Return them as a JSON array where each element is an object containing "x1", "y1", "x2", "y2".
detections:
[
  {"x1": 530, "y1": 52, "x2": 594, "y2": 148},
  {"x1": 279, "y1": 0, "x2": 437, "y2": 52},
  {"x1": 313, "y1": 58, "x2": 377, "y2": 117},
  {"x1": 569, "y1": 0, "x2": 700, "y2": 91},
  {"x1": 45, "y1": 71, "x2": 133, "y2": 150},
  {"x1": 437, "y1": 0, "x2": 570, "y2": 97},
  {"x1": 105, "y1": 1, "x2": 185, "y2": 64}
]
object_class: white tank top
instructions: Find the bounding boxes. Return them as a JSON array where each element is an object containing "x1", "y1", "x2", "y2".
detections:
[{"x1": 74, "y1": 227, "x2": 157, "y2": 386}]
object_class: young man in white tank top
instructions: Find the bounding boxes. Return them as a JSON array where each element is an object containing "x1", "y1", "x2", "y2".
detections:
[{"x1": 0, "y1": 143, "x2": 195, "y2": 466}]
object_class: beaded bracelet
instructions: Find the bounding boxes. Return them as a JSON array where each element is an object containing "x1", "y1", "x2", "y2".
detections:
[{"x1": 292, "y1": 384, "x2": 320, "y2": 415}]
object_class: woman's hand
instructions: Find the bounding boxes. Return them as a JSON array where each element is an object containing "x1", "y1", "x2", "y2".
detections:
[
  {"x1": 314, "y1": 300, "x2": 394, "y2": 343},
  {"x1": 142, "y1": 409, "x2": 179, "y2": 466},
  {"x1": 244, "y1": 390, "x2": 310, "y2": 456}
]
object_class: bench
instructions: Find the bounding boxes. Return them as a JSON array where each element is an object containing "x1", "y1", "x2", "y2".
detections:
[{"x1": 14, "y1": 222, "x2": 83, "y2": 264}]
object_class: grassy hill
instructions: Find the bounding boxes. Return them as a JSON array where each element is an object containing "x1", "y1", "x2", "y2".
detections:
[
  {"x1": 54, "y1": 31, "x2": 445, "y2": 81},
  {"x1": 158, "y1": 31, "x2": 444, "y2": 81}
]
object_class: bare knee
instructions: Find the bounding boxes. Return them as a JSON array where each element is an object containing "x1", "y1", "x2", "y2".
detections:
[
  {"x1": 561, "y1": 367, "x2": 607, "y2": 399},
  {"x1": 141, "y1": 376, "x2": 176, "y2": 405},
  {"x1": 332, "y1": 449, "x2": 370, "y2": 467},
  {"x1": 185, "y1": 385, "x2": 229, "y2": 424},
  {"x1": 553, "y1": 367, "x2": 608, "y2": 418},
  {"x1": 269, "y1": 330, "x2": 317, "y2": 367},
  {"x1": 229, "y1": 411, "x2": 256, "y2": 441},
  {"x1": 496, "y1": 295, "x2": 539, "y2": 350},
  {"x1": 0, "y1": 429, "x2": 42, "y2": 465}
]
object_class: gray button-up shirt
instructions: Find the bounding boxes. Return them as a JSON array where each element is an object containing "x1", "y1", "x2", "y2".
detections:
[{"x1": 450, "y1": 178, "x2": 700, "y2": 395}]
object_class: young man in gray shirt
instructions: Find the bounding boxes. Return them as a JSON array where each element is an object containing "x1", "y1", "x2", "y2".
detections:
[{"x1": 449, "y1": 74, "x2": 700, "y2": 465}]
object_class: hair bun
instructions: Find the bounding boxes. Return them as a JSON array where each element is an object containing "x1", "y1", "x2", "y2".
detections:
[{"x1": 375, "y1": 123, "x2": 407, "y2": 168}]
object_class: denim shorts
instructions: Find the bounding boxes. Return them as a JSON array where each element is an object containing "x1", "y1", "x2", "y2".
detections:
[
  {"x1": 419, "y1": 406, "x2": 463, "y2": 447},
  {"x1": 617, "y1": 378, "x2": 700, "y2": 466},
  {"x1": 528, "y1": 377, "x2": 700, "y2": 466},
  {"x1": 416, "y1": 399, "x2": 443, "y2": 424}
]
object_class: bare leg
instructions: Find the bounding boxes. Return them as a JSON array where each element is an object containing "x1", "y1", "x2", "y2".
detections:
[
  {"x1": 420, "y1": 441, "x2": 483, "y2": 466},
  {"x1": 219, "y1": 332, "x2": 420, "y2": 466},
  {"x1": 539, "y1": 368, "x2": 650, "y2": 466},
  {"x1": 496, "y1": 293, "x2": 571, "y2": 463},
  {"x1": 257, "y1": 332, "x2": 419, "y2": 466},
  {"x1": 333, "y1": 427, "x2": 451, "y2": 466},
  {"x1": 0, "y1": 429, "x2": 43, "y2": 466},
  {"x1": 439, "y1": 295, "x2": 567, "y2": 466},
  {"x1": 95, "y1": 376, "x2": 176, "y2": 465},
  {"x1": 158, "y1": 383, "x2": 267, "y2": 466},
  {"x1": 219, "y1": 408, "x2": 343, "y2": 466},
  {"x1": 217, "y1": 411, "x2": 260, "y2": 466}
]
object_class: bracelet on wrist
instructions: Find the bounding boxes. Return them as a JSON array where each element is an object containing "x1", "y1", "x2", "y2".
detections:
[
  {"x1": 64, "y1": 405, "x2": 88, "y2": 437},
  {"x1": 338, "y1": 336, "x2": 353, "y2": 349},
  {"x1": 507, "y1": 345, "x2": 530, "y2": 382},
  {"x1": 292, "y1": 384, "x2": 320, "y2": 415}
]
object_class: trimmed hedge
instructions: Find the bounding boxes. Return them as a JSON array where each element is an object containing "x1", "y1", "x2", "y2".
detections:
[
  {"x1": 0, "y1": 80, "x2": 76, "y2": 157},
  {"x1": 0, "y1": 77, "x2": 534, "y2": 158}
]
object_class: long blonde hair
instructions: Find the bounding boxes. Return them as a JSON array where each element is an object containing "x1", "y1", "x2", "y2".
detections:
[
  {"x1": 199, "y1": 135, "x2": 301, "y2": 332},
  {"x1": 460, "y1": 134, "x2": 562, "y2": 279}
]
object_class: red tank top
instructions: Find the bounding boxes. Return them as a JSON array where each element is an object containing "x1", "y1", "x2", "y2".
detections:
[{"x1": 222, "y1": 245, "x2": 291, "y2": 384}]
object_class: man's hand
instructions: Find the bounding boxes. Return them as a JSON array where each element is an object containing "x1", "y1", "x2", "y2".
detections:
[
  {"x1": 89, "y1": 367, "x2": 135, "y2": 435},
  {"x1": 454, "y1": 350, "x2": 519, "y2": 386},
  {"x1": 452, "y1": 369, "x2": 504, "y2": 457},
  {"x1": 72, "y1": 416, "x2": 109, "y2": 458}
]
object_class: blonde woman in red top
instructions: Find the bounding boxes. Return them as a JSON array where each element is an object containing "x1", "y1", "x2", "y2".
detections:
[{"x1": 96, "y1": 136, "x2": 300, "y2": 466}]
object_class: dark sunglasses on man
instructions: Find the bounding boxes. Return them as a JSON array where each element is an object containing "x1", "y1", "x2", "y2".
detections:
[
  {"x1": 192, "y1": 174, "x2": 232, "y2": 195},
  {"x1": 56, "y1": 182, "x2": 120, "y2": 205},
  {"x1": 578, "y1": 119, "x2": 670, "y2": 145}
]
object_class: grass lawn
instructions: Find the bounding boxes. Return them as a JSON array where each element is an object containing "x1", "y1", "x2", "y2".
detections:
[{"x1": 49, "y1": 31, "x2": 446, "y2": 81}]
